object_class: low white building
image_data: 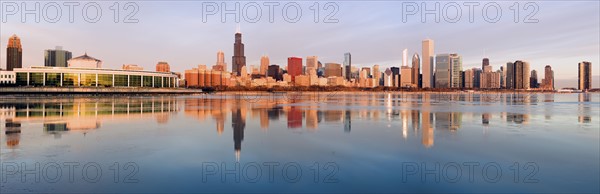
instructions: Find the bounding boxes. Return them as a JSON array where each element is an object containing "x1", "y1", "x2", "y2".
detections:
[{"x1": 0, "y1": 71, "x2": 16, "y2": 85}]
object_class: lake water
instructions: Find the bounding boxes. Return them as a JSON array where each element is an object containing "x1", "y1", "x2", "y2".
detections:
[{"x1": 1, "y1": 92, "x2": 599, "y2": 193}]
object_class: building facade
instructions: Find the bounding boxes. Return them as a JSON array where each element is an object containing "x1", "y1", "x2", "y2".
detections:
[
  {"x1": 44, "y1": 46, "x2": 72, "y2": 67},
  {"x1": 0, "y1": 71, "x2": 16, "y2": 85},
  {"x1": 156, "y1": 62, "x2": 170, "y2": 72},
  {"x1": 422, "y1": 39, "x2": 434, "y2": 88},
  {"x1": 13, "y1": 66, "x2": 178, "y2": 88},
  {"x1": 579, "y1": 61, "x2": 592, "y2": 91},
  {"x1": 7, "y1": 34, "x2": 22, "y2": 71},
  {"x1": 232, "y1": 32, "x2": 246, "y2": 76},
  {"x1": 287, "y1": 57, "x2": 302, "y2": 82},
  {"x1": 412, "y1": 53, "x2": 420, "y2": 88},
  {"x1": 344, "y1": 53, "x2": 352, "y2": 81}
]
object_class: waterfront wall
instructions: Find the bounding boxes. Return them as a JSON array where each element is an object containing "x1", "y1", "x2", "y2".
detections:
[{"x1": 0, "y1": 87, "x2": 203, "y2": 94}]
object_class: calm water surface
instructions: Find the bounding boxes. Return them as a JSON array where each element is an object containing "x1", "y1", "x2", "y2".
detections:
[{"x1": 1, "y1": 92, "x2": 599, "y2": 193}]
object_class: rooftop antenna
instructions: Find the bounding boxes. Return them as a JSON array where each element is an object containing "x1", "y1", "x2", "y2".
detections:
[{"x1": 236, "y1": 23, "x2": 240, "y2": 33}]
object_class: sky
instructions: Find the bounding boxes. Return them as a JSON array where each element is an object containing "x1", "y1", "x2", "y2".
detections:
[{"x1": 1, "y1": 1, "x2": 599, "y2": 88}]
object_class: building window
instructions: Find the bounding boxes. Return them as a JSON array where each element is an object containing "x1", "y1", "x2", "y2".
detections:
[
  {"x1": 143, "y1": 76, "x2": 153, "y2": 87},
  {"x1": 130, "y1": 75, "x2": 142, "y2": 87},
  {"x1": 114, "y1": 74, "x2": 128, "y2": 87},
  {"x1": 80, "y1": 73, "x2": 97, "y2": 87},
  {"x1": 16, "y1": 73, "x2": 27, "y2": 86},
  {"x1": 29, "y1": 73, "x2": 44, "y2": 86},
  {"x1": 98, "y1": 74, "x2": 113, "y2": 87},
  {"x1": 154, "y1": 76, "x2": 162, "y2": 88},
  {"x1": 45, "y1": 73, "x2": 61, "y2": 86},
  {"x1": 63, "y1": 73, "x2": 78, "y2": 86}
]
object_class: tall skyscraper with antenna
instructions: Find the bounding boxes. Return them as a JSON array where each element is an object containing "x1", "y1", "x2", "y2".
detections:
[{"x1": 232, "y1": 27, "x2": 246, "y2": 76}]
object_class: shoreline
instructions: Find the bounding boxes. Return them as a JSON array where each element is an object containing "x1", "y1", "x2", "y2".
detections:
[{"x1": 0, "y1": 86, "x2": 598, "y2": 95}]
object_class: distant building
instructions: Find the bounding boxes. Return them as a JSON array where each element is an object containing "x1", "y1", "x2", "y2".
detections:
[
  {"x1": 400, "y1": 66, "x2": 412, "y2": 87},
  {"x1": 184, "y1": 66, "x2": 229, "y2": 88},
  {"x1": 324, "y1": 63, "x2": 342, "y2": 78},
  {"x1": 464, "y1": 69, "x2": 474, "y2": 88},
  {"x1": 384, "y1": 68, "x2": 393, "y2": 87},
  {"x1": 506, "y1": 60, "x2": 530, "y2": 89},
  {"x1": 542, "y1": 65, "x2": 554, "y2": 90},
  {"x1": 451, "y1": 54, "x2": 462, "y2": 88},
  {"x1": 482, "y1": 58, "x2": 489, "y2": 69},
  {"x1": 260, "y1": 55, "x2": 269, "y2": 76},
  {"x1": 44, "y1": 46, "x2": 72, "y2": 67},
  {"x1": 344, "y1": 53, "x2": 352, "y2": 81},
  {"x1": 412, "y1": 53, "x2": 420, "y2": 88},
  {"x1": 287, "y1": 57, "x2": 302, "y2": 82},
  {"x1": 232, "y1": 32, "x2": 246, "y2": 76},
  {"x1": 422, "y1": 39, "x2": 434, "y2": 88},
  {"x1": 578, "y1": 61, "x2": 592, "y2": 91},
  {"x1": 6, "y1": 34, "x2": 22, "y2": 71},
  {"x1": 214, "y1": 50, "x2": 227, "y2": 71},
  {"x1": 530, "y1": 70, "x2": 539, "y2": 88},
  {"x1": 435, "y1": 54, "x2": 461, "y2": 88},
  {"x1": 473, "y1": 68, "x2": 482, "y2": 88},
  {"x1": 68, "y1": 53, "x2": 102, "y2": 68},
  {"x1": 373, "y1": 64, "x2": 381, "y2": 87},
  {"x1": 122, "y1": 64, "x2": 143, "y2": 71},
  {"x1": 156, "y1": 62, "x2": 170, "y2": 72},
  {"x1": 267, "y1": 65, "x2": 282, "y2": 81},
  {"x1": 391, "y1": 67, "x2": 400, "y2": 87},
  {"x1": 306, "y1": 56, "x2": 318, "y2": 76}
]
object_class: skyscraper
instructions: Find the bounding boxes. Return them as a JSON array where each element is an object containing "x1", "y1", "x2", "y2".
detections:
[
  {"x1": 344, "y1": 53, "x2": 351, "y2": 81},
  {"x1": 214, "y1": 50, "x2": 227, "y2": 71},
  {"x1": 473, "y1": 68, "x2": 482, "y2": 88},
  {"x1": 400, "y1": 66, "x2": 412, "y2": 87},
  {"x1": 44, "y1": 46, "x2": 72, "y2": 67},
  {"x1": 260, "y1": 55, "x2": 269, "y2": 76},
  {"x1": 482, "y1": 58, "x2": 490, "y2": 69},
  {"x1": 435, "y1": 54, "x2": 451, "y2": 88},
  {"x1": 6, "y1": 34, "x2": 22, "y2": 71},
  {"x1": 232, "y1": 32, "x2": 246, "y2": 76},
  {"x1": 373, "y1": 64, "x2": 381, "y2": 86},
  {"x1": 268, "y1": 65, "x2": 282, "y2": 81},
  {"x1": 579, "y1": 61, "x2": 592, "y2": 91},
  {"x1": 530, "y1": 70, "x2": 538, "y2": 88},
  {"x1": 464, "y1": 69, "x2": 474, "y2": 88},
  {"x1": 507, "y1": 60, "x2": 530, "y2": 89},
  {"x1": 411, "y1": 53, "x2": 420, "y2": 88},
  {"x1": 422, "y1": 39, "x2": 434, "y2": 88},
  {"x1": 391, "y1": 67, "x2": 400, "y2": 87},
  {"x1": 402, "y1": 49, "x2": 408, "y2": 67},
  {"x1": 543, "y1": 65, "x2": 554, "y2": 90},
  {"x1": 287, "y1": 57, "x2": 302, "y2": 82},
  {"x1": 306, "y1": 56, "x2": 318, "y2": 76},
  {"x1": 506, "y1": 62, "x2": 514, "y2": 89},
  {"x1": 451, "y1": 54, "x2": 462, "y2": 88}
]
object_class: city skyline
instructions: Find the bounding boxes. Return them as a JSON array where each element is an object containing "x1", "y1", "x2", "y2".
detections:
[{"x1": 1, "y1": 1, "x2": 599, "y2": 89}]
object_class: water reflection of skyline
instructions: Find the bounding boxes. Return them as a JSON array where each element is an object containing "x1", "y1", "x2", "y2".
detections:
[
  {"x1": 2, "y1": 93, "x2": 597, "y2": 154},
  {"x1": 1, "y1": 97, "x2": 179, "y2": 147}
]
